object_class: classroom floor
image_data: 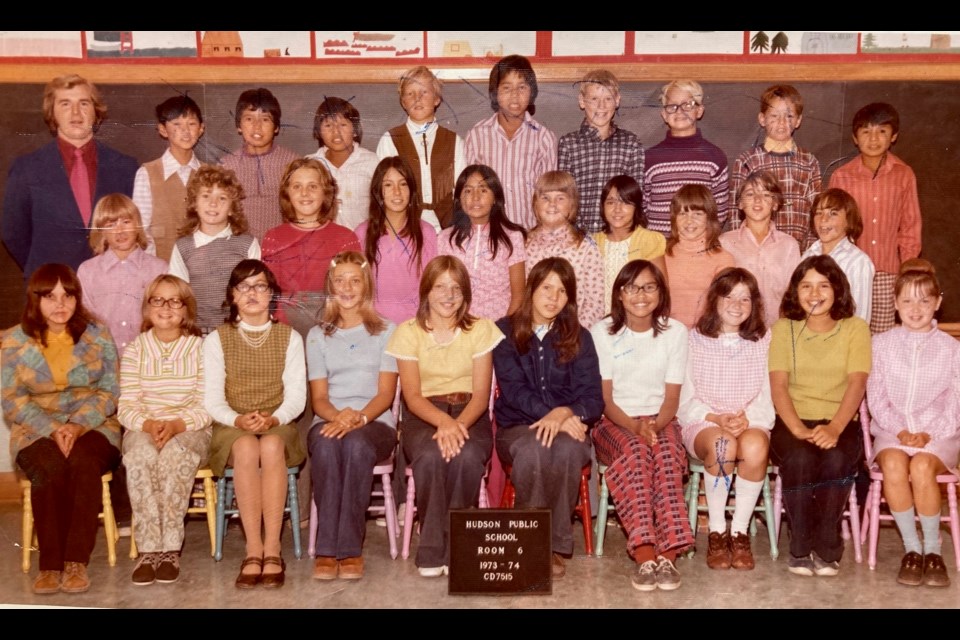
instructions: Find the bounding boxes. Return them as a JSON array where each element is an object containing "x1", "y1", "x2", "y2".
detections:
[{"x1": 2, "y1": 498, "x2": 958, "y2": 610}]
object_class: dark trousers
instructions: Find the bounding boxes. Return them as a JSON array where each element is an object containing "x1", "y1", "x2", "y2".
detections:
[
  {"x1": 308, "y1": 420, "x2": 396, "y2": 559},
  {"x1": 770, "y1": 416, "x2": 863, "y2": 562},
  {"x1": 496, "y1": 425, "x2": 592, "y2": 555},
  {"x1": 402, "y1": 399, "x2": 492, "y2": 568},
  {"x1": 16, "y1": 431, "x2": 121, "y2": 570}
]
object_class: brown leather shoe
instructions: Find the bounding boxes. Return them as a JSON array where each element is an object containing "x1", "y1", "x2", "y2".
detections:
[
  {"x1": 706, "y1": 531, "x2": 732, "y2": 570},
  {"x1": 730, "y1": 532, "x2": 755, "y2": 570},
  {"x1": 32, "y1": 570, "x2": 61, "y2": 595},
  {"x1": 61, "y1": 562, "x2": 90, "y2": 593},
  {"x1": 551, "y1": 553, "x2": 566, "y2": 579},
  {"x1": 339, "y1": 556, "x2": 365, "y2": 580},
  {"x1": 897, "y1": 551, "x2": 924, "y2": 586},
  {"x1": 235, "y1": 556, "x2": 262, "y2": 589},
  {"x1": 312, "y1": 556, "x2": 338, "y2": 580},
  {"x1": 923, "y1": 553, "x2": 950, "y2": 587},
  {"x1": 261, "y1": 555, "x2": 286, "y2": 588}
]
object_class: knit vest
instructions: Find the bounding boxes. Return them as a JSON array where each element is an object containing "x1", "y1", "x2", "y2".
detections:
[
  {"x1": 219, "y1": 322, "x2": 290, "y2": 416},
  {"x1": 145, "y1": 158, "x2": 191, "y2": 262},
  {"x1": 388, "y1": 124, "x2": 455, "y2": 228},
  {"x1": 176, "y1": 233, "x2": 255, "y2": 331}
]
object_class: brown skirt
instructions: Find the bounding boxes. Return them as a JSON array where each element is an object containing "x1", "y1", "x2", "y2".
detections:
[{"x1": 208, "y1": 421, "x2": 307, "y2": 476}]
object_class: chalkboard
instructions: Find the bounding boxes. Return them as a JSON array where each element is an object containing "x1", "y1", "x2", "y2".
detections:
[{"x1": 0, "y1": 78, "x2": 956, "y2": 326}]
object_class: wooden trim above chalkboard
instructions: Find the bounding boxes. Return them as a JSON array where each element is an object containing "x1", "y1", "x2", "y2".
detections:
[{"x1": 1, "y1": 61, "x2": 960, "y2": 84}]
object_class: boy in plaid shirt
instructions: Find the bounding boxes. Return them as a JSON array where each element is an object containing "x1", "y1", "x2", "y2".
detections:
[
  {"x1": 727, "y1": 85, "x2": 821, "y2": 252},
  {"x1": 558, "y1": 70, "x2": 644, "y2": 235}
]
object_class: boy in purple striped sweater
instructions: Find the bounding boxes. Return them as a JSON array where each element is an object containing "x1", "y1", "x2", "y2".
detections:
[{"x1": 643, "y1": 80, "x2": 729, "y2": 239}]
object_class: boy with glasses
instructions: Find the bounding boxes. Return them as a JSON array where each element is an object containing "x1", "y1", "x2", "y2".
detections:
[{"x1": 643, "y1": 80, "x2": 729, "y2": 238}]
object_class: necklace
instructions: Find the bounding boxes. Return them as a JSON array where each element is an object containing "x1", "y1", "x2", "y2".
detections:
[
  {"x1": 238, "y1": 323, "x2": 272, "y2": 349},
  {"x1": 293, "y1": 219, "x2": 324, "y2": 229}
]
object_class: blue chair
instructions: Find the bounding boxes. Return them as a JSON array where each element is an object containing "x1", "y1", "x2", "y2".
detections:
[
  {"x1": 214, "y1": 466, "x2": 302, "y2": 561},
  {"x1": 684, "y1": 457, "x2": 779, "y2": 560},
  {"x1": 592, "y1": 464, "x2": 619, "y2": 558}
]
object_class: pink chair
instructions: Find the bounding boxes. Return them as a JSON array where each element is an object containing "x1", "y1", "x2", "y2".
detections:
[
  {"x1": 400, "y1": 467, "x2": 489, "y2": 560},
  {"x1": 858, "y1": 400, "x2": 960, "y2": 571}
]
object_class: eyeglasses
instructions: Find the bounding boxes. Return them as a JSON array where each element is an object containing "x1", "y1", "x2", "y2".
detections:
[
  {"x1": 621, "y1": 283, "x2": 659, "y2": 295},
  {"x1": 148, "y1": 296, "x2": 185, "y2": 309},
  {"x1": 662, "y1": 100, "x2": 699, "y2": 114},
  {"x1": 234, "y1": 283, "x2": 272, "y2": 294}
]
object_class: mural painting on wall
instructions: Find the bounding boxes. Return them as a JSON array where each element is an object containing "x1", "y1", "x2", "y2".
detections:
[
  {"x1": 316, "y1": 31, "x2": 423, "y2": 58},
  {"x1": 86, "y1": 31, "x2": 197, "y2": 58},
  {"x1": 201, "y1": 31, "x2": 311, "y2": 58},
  {"x1": 748, "y1": 31, "x2": 858, "y2": 55},
  {"x1": 862, "y1": 32, "x2": 960, "y2": 54},
  {"x1": 427, "y1": 32, "x2": 536, "y2": 58}
]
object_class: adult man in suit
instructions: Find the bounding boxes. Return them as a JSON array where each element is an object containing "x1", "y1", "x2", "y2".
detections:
[{"x1": 2, "y1": 74, "x2": 140, "y2": 281}]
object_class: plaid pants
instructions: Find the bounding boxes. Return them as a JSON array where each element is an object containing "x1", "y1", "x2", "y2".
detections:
[
  {"x1": 593, "y1": 417, "x2": 694, "y2": 557},
  {"x1": 870, "y1": 272, "x2": 897, "y2": 334}
]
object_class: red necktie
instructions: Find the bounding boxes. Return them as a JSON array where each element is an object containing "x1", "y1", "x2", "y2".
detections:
[{"x1": 70, "y1": 147, "x2": 93, "y2": 225}]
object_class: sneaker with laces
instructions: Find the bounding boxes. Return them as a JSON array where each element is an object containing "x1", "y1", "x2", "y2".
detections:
[
  {"x1": 631, "y1": 560, "x2": 658, "y2": 592},
  {"x1": 812, "y1": 552, "x2": 839, "y2": 577},
  {"x1": 787, "y1": 554, "x2": 815, "y2": 576},
  {"x1": 654, "y1": 555, "x2": 681, "y2": 590},
  {"x1": 706, "y1": 531, "x2": 731, "y2": 570},
  {"x1": 729, "y1": 532, "x2": 755, "y2": 570},
  {"x1": 132, "y1": 552, "x2": 158, "y2": 586},
  {"x1": 155, "y1": 551, "x2": 181, "y2": 584},
  {"x1": 923, "y1": 553, "x2": 950, "y2": 587}
]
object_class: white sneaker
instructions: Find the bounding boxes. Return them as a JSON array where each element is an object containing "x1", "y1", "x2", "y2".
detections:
[{"x1": 418, "y1": 565, "x2": 448, "y2": 578}]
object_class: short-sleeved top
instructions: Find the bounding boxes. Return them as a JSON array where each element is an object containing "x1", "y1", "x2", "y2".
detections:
[
  {"x1": 768, "y1": 316, "x2": 871, "y2": 421},
  {"x1": 720, "y1": 225, "x2": 801, "y2": 328},
  {"x1": 306, "y1": 321, "x2": 398, "y2": 428},
  {"x1": 590, "y1": 316, "x2": 688, "y2": 416},
  {"x1": 385, "y1": 318, "x2": 504, "y2": 397},
  {"x1": 437, "y1": 225, "x2": 525, "y2": 322}
]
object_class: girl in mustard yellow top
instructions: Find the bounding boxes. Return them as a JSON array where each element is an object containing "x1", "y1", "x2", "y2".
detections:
[
  {"x1": 592, "y1": 175, "x2": 666, "y2": 314},
  {"x1": 769, "y1": 254, "x2": 870, "y2": 577},
  {"x1": 385, "y1": 255, "x2": 504, "y2": 577}
]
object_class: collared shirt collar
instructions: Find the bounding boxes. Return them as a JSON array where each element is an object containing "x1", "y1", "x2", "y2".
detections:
[
  {"x1": 160, "y1": 148, "x2": 200, "y2": 181},
  {"x1": 98, "y1": 246, "x2": 146, "y2": 271}
]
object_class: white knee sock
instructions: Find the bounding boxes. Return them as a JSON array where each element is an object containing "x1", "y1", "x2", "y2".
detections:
[
  {"x1": 730, "y1": 477, "x2": 764, "y2": 535},
  {"x1": 703, "y1": 471, "x2": 730, "y2": 533},
  {"x1": 891, "y1": 507, "x2": 922, "y2": 555},
  {"x1": 920, "y1": 512, "x2": 942, "y2": 555}
]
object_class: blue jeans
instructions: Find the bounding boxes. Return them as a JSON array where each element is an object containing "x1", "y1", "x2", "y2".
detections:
[{"x1": 308, "y1": 420, "x2": 396, "y2": 559}]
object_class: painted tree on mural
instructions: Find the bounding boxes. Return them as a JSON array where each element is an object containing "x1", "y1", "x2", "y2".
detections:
[
  {"x1": 863, "y1": 33, "x2": 877, "y2": 49},
  {"x1": 751, "y1": 31, "x2": 770, "y2": 53},
  {"x1": 771, "y1": 32, "x2": 789, "y2": 53}
]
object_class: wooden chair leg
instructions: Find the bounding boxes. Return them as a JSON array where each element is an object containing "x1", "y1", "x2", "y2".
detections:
[
  {"x1": 203, "y1": 476, "x2": 217, "y2": 557},
  {"x1": 100, "y1": 475, "x2": 118, "y2": 567},
  {"x1": 21, "y1": 483, "x2": 32, "y2": 574}
]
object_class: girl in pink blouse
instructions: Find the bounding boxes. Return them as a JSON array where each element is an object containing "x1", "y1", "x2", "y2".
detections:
[
  {"x1": 77, "y1": 194, "x2": 168, "y2": 356},
  {"x1": 524, "y1": 171, "x2": 604, "y2": 329},
  {"x1": 357, "y1": 157, "x2": 438, "y2": 324},
  {"x1": 677, "y1": 267, "x2": 773, "y2": 571},
  {"x1": 438, "y1": 165, "x2": 526, "y2": 321},
  {"x1": 664, "y1": 185, "x2": 735, "y2": 327},
  {"x1": 867, "y1": 259, "x2": 960, "y2": 588}
]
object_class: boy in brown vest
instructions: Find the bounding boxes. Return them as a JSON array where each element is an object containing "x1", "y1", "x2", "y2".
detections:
[
  {"x1": 133, "y1": 95, "x2": 204, "y2": 262},
  {"x1": 376, "y1": 66, "x2": 465, "y2": 232}
]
